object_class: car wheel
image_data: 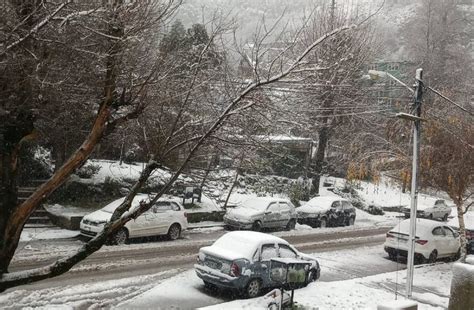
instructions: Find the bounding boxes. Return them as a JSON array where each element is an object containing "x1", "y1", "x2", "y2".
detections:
[
  {"x1": 452, "y1": 248, "x2": 461, "y2": 261},
  {"x1": 428, "y1": 250, "x2": 438, "y2": 263},
  {"x1": 203, "y1": 281, "x2": 217, "y2": 291},
  {"x1": 167, "y1": 224, "x2": 181, "y2": 240},
  {"x1": 110, "y1": 228, "x2": 128, "y2": 245},
  {"x1": 306, "y1": 269, "x2": 318, "y2": 284},
  {"x1": 319, "y1": 218, "x2": 327, "y2": 228},
  {"x1": 252, "y1": 221, "x2": 262, "y2": 232},
  {"x1": 245, "y1": 278, "x2": 261, "y2": 298},
  {"x1": 286, "y1": 219, "x2": 296, "y2": 231},
  {"x1": 442, "y1": 214, "x2": 448, "y2": 222},
  {"x1": 414, "y1": 253, "x2": 426, "y2": 265}
]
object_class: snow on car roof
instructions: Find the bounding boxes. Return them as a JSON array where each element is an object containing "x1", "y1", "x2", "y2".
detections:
[
  {"x1": 205, "y1": 231, "x2": 289, "y2": 261},
  {"x1": 244, "y1": 197, "x2": 290, "y2": 204},
  {"x1": 240, "y1": 197, "x2": 291, "y2": 209},
  {"x1": 101, "y1": 194, "x2": 181, "y2": 213},
  {"x1": 418, "y1": 195, "x2": 443, "y2": 205},
  {"x1": 308, "y1": 196, "x2": 347, "y2": 204},
  {"x1": 390, "y1": 218, "x2": 446, "y2": 238},
  {"x1": 305, "y1": 196, "x2": 345, "y2": 207}
]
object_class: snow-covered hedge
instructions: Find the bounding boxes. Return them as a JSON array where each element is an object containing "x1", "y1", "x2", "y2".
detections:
[
  {"x1": 332, "y1": 185, "x2": 384, "y2": 215},
  {"x1": 448, "y1": 257, "x2": 474, "y2": 309}
]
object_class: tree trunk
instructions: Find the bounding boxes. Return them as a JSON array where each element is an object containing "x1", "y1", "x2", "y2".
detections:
[
  {"x1": 0, "y1": 111, "x2": 36, "y2": 275},
  {"x1": 0, "y1": 0, "x2": 125, "y2": 281},
  {"x1": 456, "y1": 201, "x2": 467, "y2": 262},
  {"x1": 311, "y1": 125, "x2": 329, "y2": 195},
  {"x1": 0, "y1": 149, "x2": 19, "y2": 275},
  {"x1": 223, "y1": 168, "x2": 240, "y2": 210},
  {"x1": 0, "y1": 103, "x2": 111, "y2": 280},
  {"x1": 198, "y1": 153, "x2": 215, "y2": 203}
]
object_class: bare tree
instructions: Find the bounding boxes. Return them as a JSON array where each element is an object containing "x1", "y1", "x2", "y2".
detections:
[
  {"x1": 420, "y1": 105, "x2": 473, "y2": 261},
  {"x1": 0, "y1": 1, "x2": 357, "y2": 289},
  {"x1": 284, "y1": 1, "x2": 380, "y2": 194},
  {"x1": 0, "y1": 0, "x2": 180, "y2": 289}
]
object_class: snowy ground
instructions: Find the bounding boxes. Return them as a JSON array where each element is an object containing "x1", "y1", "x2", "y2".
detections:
[
  {"x1": 20, "y1": 227, "x2": 79, "y2": 242},
  {"x1": 117, "y1": 246, "x2": 457, "y2": 310},
  {"x1": 6, "y1": 245, "x2": 406, "y2": 309},
  {"x1": 9, "y1": 225, "x2": 471, "y2": 309},
  {"x1": 201, "y1": 263, "x2": 453, "y2": 310}
]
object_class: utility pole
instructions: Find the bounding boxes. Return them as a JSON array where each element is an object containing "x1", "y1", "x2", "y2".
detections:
[
  {"x1": 330, "y1": 0, "x2": 336, "y2": 29},
  {"x1": 406, "y1": 68, "x2": 423, "y2": 298}
]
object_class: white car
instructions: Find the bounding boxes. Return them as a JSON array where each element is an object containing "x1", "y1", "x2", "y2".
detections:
[
  {"x1": 384, "y1": 218, "x2": 460, "y2": 263},
  {"x1": 223, "y1": 197, "x2": 297, "y2": 231},
  {"x1": 80, "y1": 194, "x2": 188, "y2": 244},
  {"x1": 403, "y1": 196, "x2": 451, "y2": 221}
]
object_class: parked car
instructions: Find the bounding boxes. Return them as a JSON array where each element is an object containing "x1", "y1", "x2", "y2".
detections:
[
  {"x1": 296, "y1": 196, "x2": 356, "y2": 228},
  {"x1": 448, "y1": 210, "x2": 474, "y2": 254},
  {"x1": 402, "y1": 197, "x2": 451, "y2": 221},
  {"x1": 80, "y1": 194, "x2": 188, "y2": 244},
  {"x1": 195, "y1": 231, "x2": 320, "y2": 298},
  {"x1": 223, "y1": 197, "x2": 297, "y2": 231},
  {"x1": 384, "y1": 218, "x2": 460, "y2": 263}
]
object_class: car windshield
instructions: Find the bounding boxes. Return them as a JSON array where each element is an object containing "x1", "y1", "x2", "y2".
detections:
[
  {"x1": 101, "y1": 197, "x2": 127, "y2": 213},
  {"x1": 304, "y1": 197, "x2": 334, "y2": 211},
  {"x1": 101, "y1": 196, "x2": 150, "y2": 214}
]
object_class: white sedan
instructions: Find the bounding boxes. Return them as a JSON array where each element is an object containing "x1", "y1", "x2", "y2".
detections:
[
  {"x1": 80, "y1": 194, "x2": 188, "y2": 244},
  {"x1": 384, "y1": 218, "x2": 460, "y2": 263}
]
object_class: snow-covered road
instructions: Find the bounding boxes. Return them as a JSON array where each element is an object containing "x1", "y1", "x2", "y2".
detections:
[{"x1": 2, "y1": 225, "x2": 409, "y2": 309}]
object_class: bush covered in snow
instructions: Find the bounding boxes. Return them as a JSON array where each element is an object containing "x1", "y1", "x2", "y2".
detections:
[
  {"x1": 332, "y1": 184, "x2": 384, "y2": 215},
  {"x1": 18, "y1": 144, "x2": 53, "y2": 184},
  {"x1": 288, "y1": 182, "x2": 310, "y2": 207},
  {"x1": 49, "y1": 176, "x2": 129, "y2": 207},
  {"x1": 76, "y1": 163, "x2": 101, "y2": 179}
]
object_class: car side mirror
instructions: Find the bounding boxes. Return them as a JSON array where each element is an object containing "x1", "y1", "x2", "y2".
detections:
[
  {"x1": 265, "y1": 211, "x2": 271, "y2": 215},
  {"x1": 454, "y1": 232, "x2": 460, "y2": 238}
]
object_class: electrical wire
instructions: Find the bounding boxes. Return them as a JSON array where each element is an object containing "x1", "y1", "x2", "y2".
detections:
[{"x1": 426, "y1": 86, "x2": 474, "y2": 117}]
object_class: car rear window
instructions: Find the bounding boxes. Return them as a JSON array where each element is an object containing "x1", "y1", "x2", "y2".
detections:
[
  {"x1": 432, "y1": 227, "x2": 445, "y2": 236},
  {"x1": 261, "y1": 244, "x2": 278, "y2": 260},
  {"x1": 342, "y1": 201, "x2": 353, "y2": 210}
]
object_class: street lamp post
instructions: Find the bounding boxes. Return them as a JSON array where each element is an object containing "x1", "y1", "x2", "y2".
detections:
[
  {"x1": 368, "y1": 68, "x2": 424, "y2": 298},
  {"x1": 404, "y1": 68, "x2": 423, "y2": 298}
]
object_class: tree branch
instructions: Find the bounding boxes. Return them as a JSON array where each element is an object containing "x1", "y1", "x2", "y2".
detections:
[{"x1": 0, "y1": 1, "x2": 71, "y2": 57}]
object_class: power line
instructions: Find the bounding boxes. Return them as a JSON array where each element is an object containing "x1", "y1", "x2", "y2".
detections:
[{"x1": 426, "y1": 86, "x2": 474, "y2": 117}]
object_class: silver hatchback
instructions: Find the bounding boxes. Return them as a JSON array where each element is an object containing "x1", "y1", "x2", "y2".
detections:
[{"x1": 223, "y1": 197, "x2": 298, "y2": 231}]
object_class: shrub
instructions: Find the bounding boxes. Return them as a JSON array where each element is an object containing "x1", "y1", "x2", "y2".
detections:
[
  {"x1": 288, "y1": 182, "x2": 310, "y2": 207},
  {"x1": 76, "y1": 163, "x2": 101, "y2": 179}
]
